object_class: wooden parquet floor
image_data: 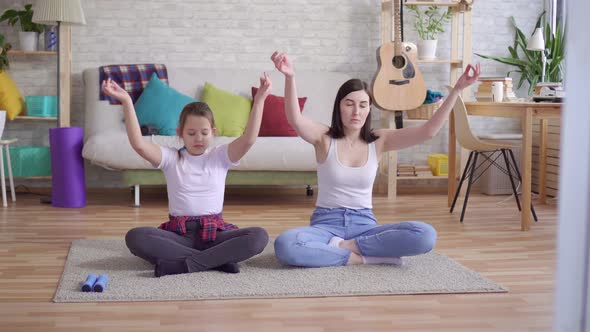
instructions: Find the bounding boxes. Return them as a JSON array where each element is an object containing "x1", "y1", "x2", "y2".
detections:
[{"x1": 0, "y1": 191, "x2": 558, "y2": 332}]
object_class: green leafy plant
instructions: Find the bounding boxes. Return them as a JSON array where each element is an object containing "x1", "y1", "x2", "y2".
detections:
[
  {"x1": 0, "y1": 4, "x2": 44, "y2": 33},
  {"x1": 476, "y1": 13, "x2": 565, "y2": 94},
  {"x1": 407, "y1": 5, "x2": 453, "y2": 40},
  {"x1": 0, "y1": 34, "x2": 12, "y2": 72}
]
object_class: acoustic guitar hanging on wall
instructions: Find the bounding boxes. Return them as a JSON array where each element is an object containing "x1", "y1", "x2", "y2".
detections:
[{"x1": 372, "y1": 0, "x2": 427, "y2": 111}]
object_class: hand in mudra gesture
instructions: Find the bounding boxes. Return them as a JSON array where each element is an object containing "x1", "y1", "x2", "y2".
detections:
[
  {"x1": 101, "y1": 78, "x2": 131, "y2": 104},
  {"x1": 271, "y1": 51, "x2": 294, "y2": 78},
  {"x1": 454, "y1": 64, "x2": 481, "y2": 91}
]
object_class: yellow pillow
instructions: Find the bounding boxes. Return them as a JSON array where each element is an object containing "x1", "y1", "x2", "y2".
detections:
[
  {"x1": 0, "y1": 71, "x2": 24, "y2": 120},
  {"x1": 201, "y1": 82, "x2": 252, "y2": 137}
]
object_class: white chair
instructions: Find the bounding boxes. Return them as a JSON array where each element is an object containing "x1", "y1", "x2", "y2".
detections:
[
  {"x1": 0, "y1": 138, "x2": 17, "y2": 207},
  {"x1": 446, "y1": 88, "x2": 537, "y2": 222}
]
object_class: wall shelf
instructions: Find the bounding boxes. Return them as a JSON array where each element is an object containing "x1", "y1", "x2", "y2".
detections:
[
  {"x1": 397, "y1": 175, "x2": 447, "y2": 180},
  {"x1": 418, "y1": 59, "x2": 462, "y2": 64},
  {"x1": 7, "y1": 50, "x2": 57, "y2": 56},
  {"x1": 15, "y1": 176, "x2": 52, "y2": 180},
  {"x1": 382, "y1": 1, "x2": 461, "y2": 11},
  {"x1": 14, "y1": 116, "x2": 57, "y2": 121}
]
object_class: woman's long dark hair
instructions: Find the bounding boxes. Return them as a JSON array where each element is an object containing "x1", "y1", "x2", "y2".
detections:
[{"x1": 326, "y1": 79, "x2": 379, "y2": 143}]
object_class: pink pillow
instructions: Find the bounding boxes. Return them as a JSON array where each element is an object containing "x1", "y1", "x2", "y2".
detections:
[{"x1": 252, "y1": 87, "x2": 307, "y2": 137}]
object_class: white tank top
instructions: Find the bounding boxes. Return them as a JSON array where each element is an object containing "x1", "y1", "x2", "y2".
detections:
[{"x1": 316, "y1": 138, "x2": 378, "y2": 209}]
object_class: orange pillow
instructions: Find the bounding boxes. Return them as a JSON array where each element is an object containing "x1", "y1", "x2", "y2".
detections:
[
  {"x1": 252, "y1": 87, "x2": 306, "y2": 137},
  {"x1": 0, "y1": 71, "x2": 24, "y2": 120}
]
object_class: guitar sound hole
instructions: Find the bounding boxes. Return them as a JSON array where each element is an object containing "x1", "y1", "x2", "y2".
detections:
[{"x1": 392, "y1": 56, "x2": 406, "y2": 69}]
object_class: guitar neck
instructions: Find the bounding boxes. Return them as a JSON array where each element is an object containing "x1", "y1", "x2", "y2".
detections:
[{"x1": 392, "y1": 0, "x2": 403, "y2": 56}]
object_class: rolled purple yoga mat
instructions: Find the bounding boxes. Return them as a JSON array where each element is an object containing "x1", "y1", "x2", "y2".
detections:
[{"x1": 49, "y1": 127, "x2": 86, "y2": 208}]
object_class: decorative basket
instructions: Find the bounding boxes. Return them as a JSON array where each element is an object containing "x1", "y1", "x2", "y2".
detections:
[
  {"x1": 407, "y1": 99, "x2": 444, "y2": 120},
  {"x1": 25, "y1": 96, "x2": 58, "y2": 117}
]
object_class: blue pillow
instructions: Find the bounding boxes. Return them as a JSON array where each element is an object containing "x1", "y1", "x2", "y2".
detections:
[{"x1": 134, "y1": 73, "x2": 196, "y2": 136}]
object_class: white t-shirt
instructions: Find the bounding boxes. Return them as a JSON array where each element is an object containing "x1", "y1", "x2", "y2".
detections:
[{"x1": 157, "y1": 144, "x2": 238, "y2": 217}]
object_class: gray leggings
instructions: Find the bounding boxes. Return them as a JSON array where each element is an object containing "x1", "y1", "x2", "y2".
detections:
[{"x1": 125, "y1": 222, "x2": 268, "y2": 272}]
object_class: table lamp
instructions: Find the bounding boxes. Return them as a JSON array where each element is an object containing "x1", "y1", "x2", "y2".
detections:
[{"x1": 526, "y1": 27, "x2": 546, "y2": 83}]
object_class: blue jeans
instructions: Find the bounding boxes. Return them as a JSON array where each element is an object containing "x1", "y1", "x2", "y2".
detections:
[{"x1": 274, "y1": 207, "x2": 437, "y2": 267}]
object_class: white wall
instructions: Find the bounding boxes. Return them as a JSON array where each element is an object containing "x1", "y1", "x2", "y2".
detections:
[{"x1": 0, "y1": 0, "x2": 543, "y2": 187}]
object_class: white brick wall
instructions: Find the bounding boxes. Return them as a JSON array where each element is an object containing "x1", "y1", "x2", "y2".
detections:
[{"x1": 0, "y1": 0, "x2": 544, "y2": 187}]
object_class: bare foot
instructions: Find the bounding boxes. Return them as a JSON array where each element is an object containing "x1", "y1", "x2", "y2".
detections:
[
  {"x1": 339, "y1": 239, "x2": 361, "y2": 255},
  {"x1": 346, "y1": 252, "x2": 363, "y2": 265}
]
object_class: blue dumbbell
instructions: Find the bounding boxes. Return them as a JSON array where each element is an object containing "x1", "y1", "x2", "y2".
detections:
[
  {"x1": 81, "y1": 274, "x2": 97, "y2": 292},
  {"x1": 93, "y1": 274, "x2": 109, "y2": 293}
]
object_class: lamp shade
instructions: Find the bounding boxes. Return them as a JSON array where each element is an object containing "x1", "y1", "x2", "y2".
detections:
[
  {"x1": 526, "y1": 27, "x2": 545, "y2": 51},
  {"x1": 32, "y1": 0, "x2": 86, "y2": 25}
]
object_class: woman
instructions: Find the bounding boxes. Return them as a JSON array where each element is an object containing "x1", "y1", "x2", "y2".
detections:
[{"x1": 270, "y1": 51, "x2": 480, "y2": 267}]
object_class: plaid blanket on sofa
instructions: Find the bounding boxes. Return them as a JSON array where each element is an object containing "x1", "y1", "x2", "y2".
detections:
[{"x1": 99, "y1": 64, "x2": 169, "y2": 105}]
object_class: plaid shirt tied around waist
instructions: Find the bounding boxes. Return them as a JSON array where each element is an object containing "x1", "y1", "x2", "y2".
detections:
[{"x1": 158, "y1": 213, "x2": 238, "y2": 242}]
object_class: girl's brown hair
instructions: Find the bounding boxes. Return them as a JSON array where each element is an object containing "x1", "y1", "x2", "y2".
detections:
[
  {"x1": 178, "y1": 102, "x2": 215, "y2": 132},
  {"x1": 177, "y1": 102, "x2": 216, "y2": 158}
]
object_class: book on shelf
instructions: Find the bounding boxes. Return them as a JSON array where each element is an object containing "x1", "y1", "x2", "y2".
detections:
[
  {"x1": 414, "y1": 164, "x2": 433, "y2": 177},
  {"x1": 397, "y1": 164, "x2": 415, "y2": 171},
  {"x1": 397, "y1": 173, "x2": 416, "y2": 177},
  {"x1": 478, "y1": 76, "x2": 513, "y2": 81},
  {"x1": 397, "y1": 164, "x2": 416, "y2": 177},
  {"x1": 416, "y1": 171, "x2": 434, "y2": 177},
  {"x1": 414, "y1": 164, "x2": 431, "y2": 171},
  {"x1": 477, "y1": 84, "x2": 513, "y2": 93},
  {"x1": 476, "y1": 77, "x2": 516, "y2": 102}
]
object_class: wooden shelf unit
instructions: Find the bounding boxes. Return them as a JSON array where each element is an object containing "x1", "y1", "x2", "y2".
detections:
[
  {"x1": 8, "y1": 42, "x2": 69, "y2": 181},
  {"x1": 378, "y1": 0, "x2": 473, "y2": 199},
  {"x1": 8, "y1": 25, "x2": 72, "y2": 128}
]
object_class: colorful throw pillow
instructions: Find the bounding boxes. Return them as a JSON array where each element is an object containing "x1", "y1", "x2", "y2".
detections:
[
  {"x1": 0, "y1": 71, "x2": 25, "y2": 120},
  {"x1": 134, "y1": 73, "x2": 196, "y2": 136},
  {"x1": 251, "y1": 87, "x2": 306, "y2": 137},
  {"x1": 201, "y1": 82, "x2": 252, "y2": 137}
]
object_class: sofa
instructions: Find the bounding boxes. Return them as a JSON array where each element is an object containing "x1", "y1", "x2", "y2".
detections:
[{"x1": 81, "y1": 66, "x2": 352, "y2": 206}]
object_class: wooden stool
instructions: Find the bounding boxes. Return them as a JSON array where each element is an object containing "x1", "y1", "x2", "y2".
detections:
[{"x1": 0, "y1": 139, "x2": 17, "y2": 207}]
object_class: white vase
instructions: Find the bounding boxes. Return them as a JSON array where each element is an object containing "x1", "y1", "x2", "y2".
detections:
[
  {"x1": 18, "y1": 31, "x2": 39, "y2": 51},
  {"x1": 0, "y1": 110, "x2": 6, "y2": 140},
  {"x1": 417, "y1": 39, "x2": 438, "y2": 60}
]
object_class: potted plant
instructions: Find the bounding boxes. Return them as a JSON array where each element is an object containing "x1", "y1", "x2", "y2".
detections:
[
  {"x1": 476, "y1": 13, "x2": 565, "y2": 95},
  {"x1": 0, "y1": 33, "x2": 11, "y2": 136},
  {"x1": 0, "y1": 33, "x2": 12, "y2": 71},
  {"x1": 407, "y1": 5, "x2": 453, "y2": 60},
  {"x1": 0, "y1": 4, "x2": 44, "y2": 51}
]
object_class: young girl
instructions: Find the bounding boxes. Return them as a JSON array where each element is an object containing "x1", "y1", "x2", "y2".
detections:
[
  {"x1": 270, "y1": 51, "x2": 480, "y2": 267},
  {"x1": 101, "y1": 74, "x2": 272, "y2": 277}
]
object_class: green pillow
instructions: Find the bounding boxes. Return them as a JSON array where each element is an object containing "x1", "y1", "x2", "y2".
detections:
[
  {"x1": 134, "y1": 73, "x2": 196, "y2": 136},
  {"x1": 201, "y1": 82, "x2": 252, "y2": 137}
]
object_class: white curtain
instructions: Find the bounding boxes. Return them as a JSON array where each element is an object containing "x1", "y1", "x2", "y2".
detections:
[
  {"x1": 553, "y1": 1, "x2": 590, "y2": 331},
  {"x1": 545, "y1": 0, "x2": 566, "y2": 35}
]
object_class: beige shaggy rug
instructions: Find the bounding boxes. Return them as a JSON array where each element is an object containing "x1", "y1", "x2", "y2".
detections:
[{"x1": 53, "y1": 239, "x2": 506, "y2": 302}]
